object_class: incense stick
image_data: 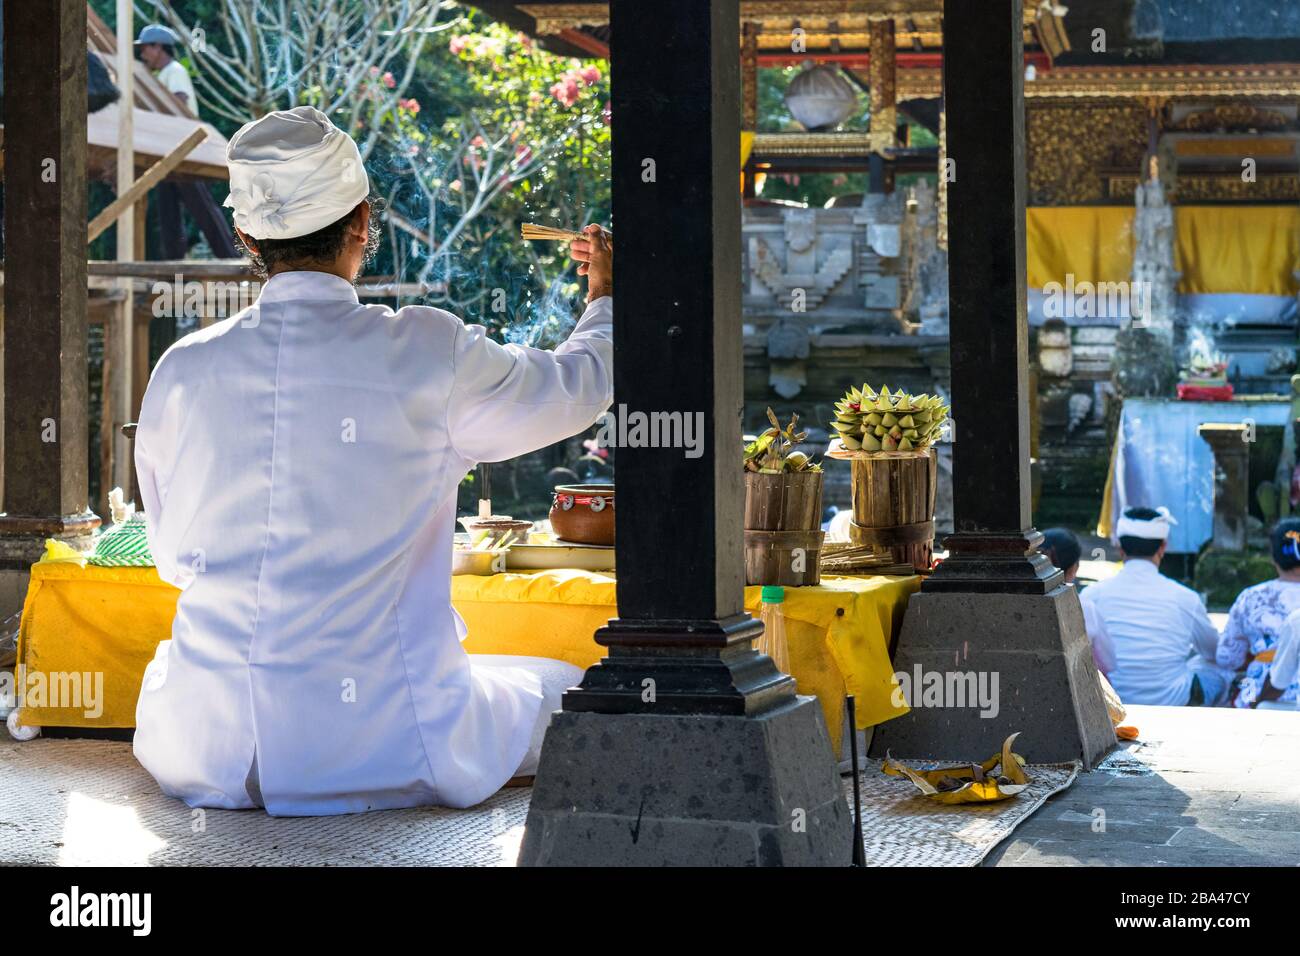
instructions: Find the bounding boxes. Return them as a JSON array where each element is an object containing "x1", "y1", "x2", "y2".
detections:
[{"x1": 520, "y1": 223, "x2": 612, "y2": 243}]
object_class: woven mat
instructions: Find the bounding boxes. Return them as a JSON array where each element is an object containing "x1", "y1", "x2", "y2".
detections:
[
  {"x1": 0, "y1": 739, "x2": 1076, "y2": 866},
  {"x1": 849, "y1": 757, "x2": 1080, "y2": 866}
]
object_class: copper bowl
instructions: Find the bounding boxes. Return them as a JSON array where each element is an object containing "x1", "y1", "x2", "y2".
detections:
[{"x1": 549, "y1": 484, "x2": 614, "y2": 546}]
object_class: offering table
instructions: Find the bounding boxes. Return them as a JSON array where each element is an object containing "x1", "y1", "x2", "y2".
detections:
[{"x1": 12, "y1": 561, "x2": 917, "y2": 750}]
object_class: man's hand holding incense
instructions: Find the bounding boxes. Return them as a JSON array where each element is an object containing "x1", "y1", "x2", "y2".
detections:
[{"x1": 570, "y1": 224, "x2": 612, "y2": 304}]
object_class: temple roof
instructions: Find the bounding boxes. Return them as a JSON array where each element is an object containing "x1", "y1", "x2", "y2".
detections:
[
  {"x1": 467, "y1": 1, "x2": 1300, "y2": 68},
  {"x1": 1054, "y1": 0, "x2": 1300, "y2": 66}
]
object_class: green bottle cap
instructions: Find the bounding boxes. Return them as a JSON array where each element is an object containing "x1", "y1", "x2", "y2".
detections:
[{"x1": 760, "y1": 585, "x2": 785, "y2": 604}]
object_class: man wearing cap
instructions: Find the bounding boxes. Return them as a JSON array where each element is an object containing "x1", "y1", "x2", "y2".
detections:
[
  {"x1": 136, "y1": 24, "x2": 197, "y2": 116},
  {"x1": 132, "y1": 106, "x2": 613, "y2": 815},
  {"x1": 1079, "y1": 507, "x2": 1230, "y2": 706}
]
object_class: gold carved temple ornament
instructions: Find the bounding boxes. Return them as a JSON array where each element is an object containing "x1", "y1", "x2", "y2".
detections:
[
  {"x1": 742, "y1": 22, "x2": 759, "y2": 132},
  {"x1": 516, "y1": 3, "x2": 1040, "y2": 56},
  {"x1": 868, "y1": 16, "x2": 897, "y2": 155}
]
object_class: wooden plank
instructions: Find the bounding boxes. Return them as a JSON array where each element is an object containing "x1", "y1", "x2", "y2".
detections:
[
  {"x1": 87, "y1": 127, "x2": 207, "y2": 242},
  {"x1": 88, "y1": 258, "x2": 251, "y2": 278},
  {"x1": 86, "y1": 105, "x2": 229, "y2": 179},
  {"x1": 112, "y1": 0, "x2": 136, "y2": 496}
]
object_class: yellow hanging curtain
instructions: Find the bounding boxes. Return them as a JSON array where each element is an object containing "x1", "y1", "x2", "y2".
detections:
[
  {"x1": 1025, "y1": 205, "x2": 1300, "y2": 297},
  {"x1": 1175, "y1": 206, "x2": 1300, "y2": 296},
  {"x1": 1025, "y1": 206, "x2": 1135, "y2": 290}
]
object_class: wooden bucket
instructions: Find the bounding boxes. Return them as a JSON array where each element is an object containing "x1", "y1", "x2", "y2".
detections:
[
  {"x1": 744, "y1": 528, "x2": 824, "y2": 587},
  {"x1": 848, "y1": 449, "x2": 937, "y2": 572},
  {"x1": 744, "y1": 470, "x2": 823, "y2": 532}
]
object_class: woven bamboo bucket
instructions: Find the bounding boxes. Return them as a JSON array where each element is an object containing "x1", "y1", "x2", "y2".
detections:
[
  {"x1": 847, "y1": 448, "x2": 937, "y2": 572},
  {"x1": 743, "y1": 471, "x2": 823, "y2": 531},
  {"x1": 744, "y1": 529, "x2": 824, "y2": 587},
  {"x1": 743, "y1": 470, "x2": 824, "y2": 586}
]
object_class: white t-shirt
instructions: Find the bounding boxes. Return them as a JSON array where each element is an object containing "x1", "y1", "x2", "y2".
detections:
[
  {"x1": 155, "y1": 59, "x2": 198, "y2": 116},
  {"x1": 1078, "y1": 559, "x2": 1220, "y2": 706}
]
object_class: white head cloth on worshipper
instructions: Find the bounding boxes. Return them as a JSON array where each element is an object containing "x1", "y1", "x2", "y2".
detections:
[
  {"x1": 1116, "y1": 506, "x2": 1178, "y2": 540},
  {"x1": 223, "y1": 105, "x2": 370, "y2": 240}
]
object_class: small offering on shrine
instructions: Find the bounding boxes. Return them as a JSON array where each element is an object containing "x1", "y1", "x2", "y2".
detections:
[
  {"x1": 826, "y1": 384, "x2": 947, "y2": 572},
  {"x1": 828, "y1": 383, "x2": 949, "y2": 455},
  {"x1": 1176, "y1": 338, "x2": 1233, "y2": 401},
  {"x1": 743, "y1": 409, "x2": 825, "y2": 587}
]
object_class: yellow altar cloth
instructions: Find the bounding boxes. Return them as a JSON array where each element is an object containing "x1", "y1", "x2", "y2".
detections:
[
  {"x1": 455, "y1": 570, "x2": 918, "y2": 750},
  {"x1": 14, "y1": 562, "x2": 917, "y2": 750}
]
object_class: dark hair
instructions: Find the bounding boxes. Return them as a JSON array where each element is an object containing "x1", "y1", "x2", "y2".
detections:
[
  {"x1": 160, "y1": 43, "x2": 177, "y2": 58},
  {"x1": 236, "y1": 196, "x2": 381, "y2": 280},
  {"x1": 1270, "y1": 517, "x2": 1300, "y2": 570},
  {"x1": 1118, "y1": 506, "x2": 1164, "y2": 558},
  {"x1": 1040, "y1": 527, "x2": 1081, "y2": 572}
]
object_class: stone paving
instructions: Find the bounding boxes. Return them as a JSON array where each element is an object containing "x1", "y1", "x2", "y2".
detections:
[{"x1": 985, "y1": 704, "x2": 1300, "y2": 867}]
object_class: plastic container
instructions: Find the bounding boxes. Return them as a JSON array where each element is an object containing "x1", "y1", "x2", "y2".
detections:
[{"x1": 757, "y1": 585, "x2": 790, "y2": 675}]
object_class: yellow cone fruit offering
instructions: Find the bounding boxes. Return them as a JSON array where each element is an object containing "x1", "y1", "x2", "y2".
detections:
[
  {"x1": 830, "y1": 383, "x2": 949, "y2": 453},
  {"x1": 882, "y1": 733, "x2": 1030, "y2": 805}
]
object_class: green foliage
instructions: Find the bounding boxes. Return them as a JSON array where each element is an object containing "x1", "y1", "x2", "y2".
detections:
[
  {"x1": 1194, "y1": 549, "x2": 1277, "y2": 610},
  {"x1": 390, "y1": 17, "x2": 611, "y2": 334},
  {"x1": 115, "y1": 3, "x2": 609, "y2": 339}
]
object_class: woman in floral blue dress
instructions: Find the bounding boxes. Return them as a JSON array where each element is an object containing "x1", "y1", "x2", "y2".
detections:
[{"x1": 1216, "y1": 518, "x2": 1300, "y2": 708}]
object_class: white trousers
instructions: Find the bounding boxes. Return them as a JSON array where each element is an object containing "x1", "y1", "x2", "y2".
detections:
[{"x1": 469, "y1": 654, "x2": 585, "y2": 776}]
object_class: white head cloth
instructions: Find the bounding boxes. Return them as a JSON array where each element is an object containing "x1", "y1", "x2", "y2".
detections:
[
  {"x1": 223, "y1": 106, "x2": 369, "y2": 240},
  {"x1": 1116, "y1": 506, "x2": 1178, "y2": 541}
]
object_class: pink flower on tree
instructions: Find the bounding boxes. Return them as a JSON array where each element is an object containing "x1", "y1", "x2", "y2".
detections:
[
  {"x1": 580, "y1": 66, "x2": 601, "y2": 85},
  {"x1": 449, "y1": 36, "x2": 467, "y2": 55},
  {"x1": 550, "y1": 76, "x2": 580, "y2": 107},
  {"x1": 382, "y1": 72, "x2": 396, "y2": 89}
]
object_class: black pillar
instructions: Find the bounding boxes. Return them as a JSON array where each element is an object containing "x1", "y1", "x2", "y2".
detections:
[
  {"x1": 0, "y1": 0, "x2": 99, "y2": 584},
  {"x1": 922, "y1": 0, "x2": 1058, "y2": 594},
  {"x1": 563, "y1": 0, "x2": 791, "y2": 716},
  {"x1": 869, "y1": 0, "x2": 1114, "y2": 767},
  {"x1": 522, "y1": 0, "x2": 853, "y2": 864}
]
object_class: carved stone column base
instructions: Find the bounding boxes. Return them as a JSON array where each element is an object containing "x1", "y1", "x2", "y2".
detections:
[
  {"x1": 923, "y1": 530, "x2": 1063, "y2": 594},
  {"x1": 0, "y1": 512, "x2": 100, "y2": 617},
  {"x1": 562, "y1": 615, "x2": 796, "y2": 717},
  {"x1": 520, "y1": 697, "x2": 851, "y2": 866},
  {"x1": 869, "y1": 586, "x2": 1116, "y2": 767}
]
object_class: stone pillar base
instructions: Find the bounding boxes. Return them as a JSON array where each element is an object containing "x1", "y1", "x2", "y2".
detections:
[
  {"x1": 869, "y1": 586, "x2": 1115, "y2": 768},
  {"x1": 0, "y1": 512, "x2": 100, "y2": 619},
  {"x1": 519, "y1": 696, "x2": 851, "y2": 866}
]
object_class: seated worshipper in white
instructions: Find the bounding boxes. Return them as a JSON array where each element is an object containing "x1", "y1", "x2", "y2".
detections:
[
  {"x1": 1215, "y1": 519, "x2": 1300, "y2": 709},
  {"x1": 132, "y1": 106, "x2": 613, "y2": 815},
  {"x1": 1079, "y1": 507, "x2": 1231, "y2": 706},
  {"x1": 1260, "y1": 607, "x2": 1300, "y2": 710}
]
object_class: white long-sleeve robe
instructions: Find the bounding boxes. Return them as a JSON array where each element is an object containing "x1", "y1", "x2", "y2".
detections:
[{"x1": 133, "y1": 270, "x2": 613, "y2": 815}]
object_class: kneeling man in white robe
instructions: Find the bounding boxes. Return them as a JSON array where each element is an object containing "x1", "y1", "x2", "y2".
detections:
[{"x1": 133, "y1": 106, "x2": 612, "y2": 815}]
